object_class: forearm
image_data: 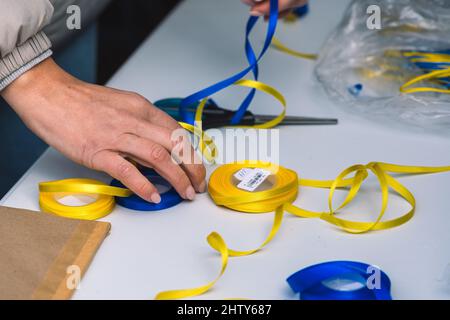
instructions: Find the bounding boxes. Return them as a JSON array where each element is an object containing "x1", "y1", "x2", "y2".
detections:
[
  {"x1": 1, "y1": 58, "x2": 73, "y2": 122},
  {"x1": 1, "y1": 58, "x2": 84, "y2": 157}
]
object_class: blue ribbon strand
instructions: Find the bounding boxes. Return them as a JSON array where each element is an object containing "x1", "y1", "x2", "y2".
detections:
[
  {"x1": 287, "y1": 261, "x2": 392, "y2": 300},
  {"x1": 405, "y1": 49, "x2": 450, "y2": 89},
  {"x1": 180, "y1": 0, "x2": 279, "y2": 125}
]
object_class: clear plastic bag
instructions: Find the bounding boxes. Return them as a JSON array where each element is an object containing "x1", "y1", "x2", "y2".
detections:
[{"x1": 315, "y1": 0, "x2": 450, "y2": 129}]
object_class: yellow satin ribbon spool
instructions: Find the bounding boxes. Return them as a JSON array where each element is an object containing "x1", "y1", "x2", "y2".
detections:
[
  {"x1": 39, "y1": 178, "x2": 132, "y2": 220},
  {"x1": 156, "y1": 161, "x2": 450, "y2": 299}
]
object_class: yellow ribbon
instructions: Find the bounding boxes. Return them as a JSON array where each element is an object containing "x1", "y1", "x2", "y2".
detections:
[
  {"x1": 178, "y1": 78, "x2": 287, "y2": 165},
  {"x1": 400, "y1": 51, "x2": 450, "y2": 94},
  {"x1": 401, "y1": 68, "x2": 450, "y2": 94},
  {"x1": 155, "y1": 161, "x2": 450, "y2": 299},
  {"x1": 271, "y1": 37, "x2": 318, "y2": 60},
  {"x1": 283, "y1": 12, "x2": 300, "y2": 24},
  {"x1": 39, "y1": 178, "x2": 132, "y2": 220},
  {"x1": 193, "y1": 79, "x2": 287, "y2": 130},
  {"x1": 231, "y1": 79, "x2": 287, "y2": 129}
]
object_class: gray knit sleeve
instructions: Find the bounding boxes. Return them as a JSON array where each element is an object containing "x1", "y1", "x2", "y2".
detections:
[{"x1": 0, "y1": 0, "x2": 54, "y2": 91}]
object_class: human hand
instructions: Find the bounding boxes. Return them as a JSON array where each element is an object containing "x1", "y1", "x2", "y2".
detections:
[
  {"x1": 241, "y1": 0, "x2": 308, "y2": 18},
  {"x1": 1, "y1": 58, "x2": 206, "y2": 203}
]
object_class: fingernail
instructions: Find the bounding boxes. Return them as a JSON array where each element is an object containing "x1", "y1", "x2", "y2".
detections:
[
  {"x1": 250, "y1": 10, "x2": 264, "y2": 16},
  {"x1": 198, "y1": 180, "x2": 207, "y2": 193},
  {"x1": 185, "y1": 186, "x2": 196, "y2": 201},
  {"x1": 151, "y1": 193, "x2": 161, "y2": 204}
]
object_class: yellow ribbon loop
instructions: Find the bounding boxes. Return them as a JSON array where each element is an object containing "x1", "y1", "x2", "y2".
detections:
[
  {"x1": 178, "y1": 79, "x2": 287, "y2": 163},
  {"x1": 39, "y1": 178, "x2": 132, "y2": 220},
  {"x1": 155, "y1": 232, "x2": 229, "y2": 300},
  {"x1": 271, "y1": 37, "x2": 318, "y2": 61},
  {"x1": 156, "y1": 161, "x2": 450, "y2": 299},
  {"x1": 180, "y1": 99, "x2": 218, "y2": 164},
  {"x1": 233, "y1": 79, "x2": 287, "y2": 129}
]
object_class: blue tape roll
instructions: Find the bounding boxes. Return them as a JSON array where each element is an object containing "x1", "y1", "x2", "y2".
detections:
[
  {"x1": 110, "y1": 169, "x2": 183, "y2": 211},
  {"x1": 287, "y1": 261, "x2": 392, "y2": 300}
]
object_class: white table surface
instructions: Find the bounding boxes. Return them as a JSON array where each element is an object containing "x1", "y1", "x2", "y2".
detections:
[{"x1": 2, "y1": 0, "x2": 450, "y2": 300}]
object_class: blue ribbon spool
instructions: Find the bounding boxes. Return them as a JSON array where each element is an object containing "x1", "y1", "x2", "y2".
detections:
[
  {"x1": 110, "y1": 169, "x2": 183, "y2": 211},
  {"x1": 287, "y1": 261, "x2": 392, "y2": 300}
]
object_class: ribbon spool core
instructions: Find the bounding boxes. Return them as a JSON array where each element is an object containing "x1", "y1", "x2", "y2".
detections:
[
  {"x1": 287, "y1": 261, "x2": 392, "y2": 300},
  {"x1": 321, "y1": 274, "x2": 367, "y2": 292},
  {"x1": 55, "y1": 193, "x2": 100, "y2": 207},
  {"x1": 152, "y1": 177, "x2": 172, "y2": 194}
]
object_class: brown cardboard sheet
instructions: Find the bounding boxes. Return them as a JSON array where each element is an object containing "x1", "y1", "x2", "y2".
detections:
[{"x1": 0, "y1": 206, "x2": 110, "y2": 300}]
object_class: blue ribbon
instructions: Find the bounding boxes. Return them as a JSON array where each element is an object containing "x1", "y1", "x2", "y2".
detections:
[
  {"x1": 110, "y1": 169, "x2": 183, "y2": 211},
  {"x1": 287, "y1": 261, "x2": 392, "y2": 300},
  {"x1": 180, "y1": 0, "x2": 279, "y2": 125},
  {"x1": 405, "y1": 49, "x2": 450, "y2": 88}
]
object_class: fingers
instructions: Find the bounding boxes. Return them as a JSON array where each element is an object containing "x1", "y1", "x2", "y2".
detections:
[
  {"x1": 243, "y1": 0, "x2": 308, "y2": 16},
  {"x1": 119, "y1": 94, "x2": 206, "y2": 194},
  {"x1": 91, "y1": 150, "x2": 161, "y2": 204},
  {"x1": 116, "y1": 134, "x2": 198, "y2": 200},
  {"x1": 241, "y1": 0, "x2": 261, "y2": 6},
  {"x1": 136, "y1": 104, "x2": 207, "y2": 193},
  {"x1": 171, "y1": 136, "x2": 207, "y2": 193}
]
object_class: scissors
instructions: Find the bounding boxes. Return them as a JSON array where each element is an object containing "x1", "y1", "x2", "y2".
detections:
[{"x1": 154, "y1": 98, "x2": 338, "y2": 130}]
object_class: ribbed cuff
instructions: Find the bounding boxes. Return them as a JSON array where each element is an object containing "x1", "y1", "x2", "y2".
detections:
[{"x1": 0, "y1": 32, "x2": 53, "y2": 91}]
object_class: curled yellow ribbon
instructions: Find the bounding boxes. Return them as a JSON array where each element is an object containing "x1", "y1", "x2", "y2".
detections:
[
  {"x1": 232, "y1": 79, "x2": 287, "y2": 129},
  {"x1": 155, "y1": 232, "x2": 229, "y2": 300},
  {"x1": 178, "y1": 78, "x2": 287, "y2": 164},
  {"x1": 271, "y1": 37, "x2": 318, "y2": 61},
  {"x1": 156, "y1": 161, "x2": 450, "y2": 299}
]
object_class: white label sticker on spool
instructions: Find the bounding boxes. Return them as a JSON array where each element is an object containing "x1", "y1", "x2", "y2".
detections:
[
  {"x1": 234, "y1": 168, "x2": 254, "y2": 181},
  {"x1": 237, "y1": 168, "x2": 271, "y2": 192}
]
